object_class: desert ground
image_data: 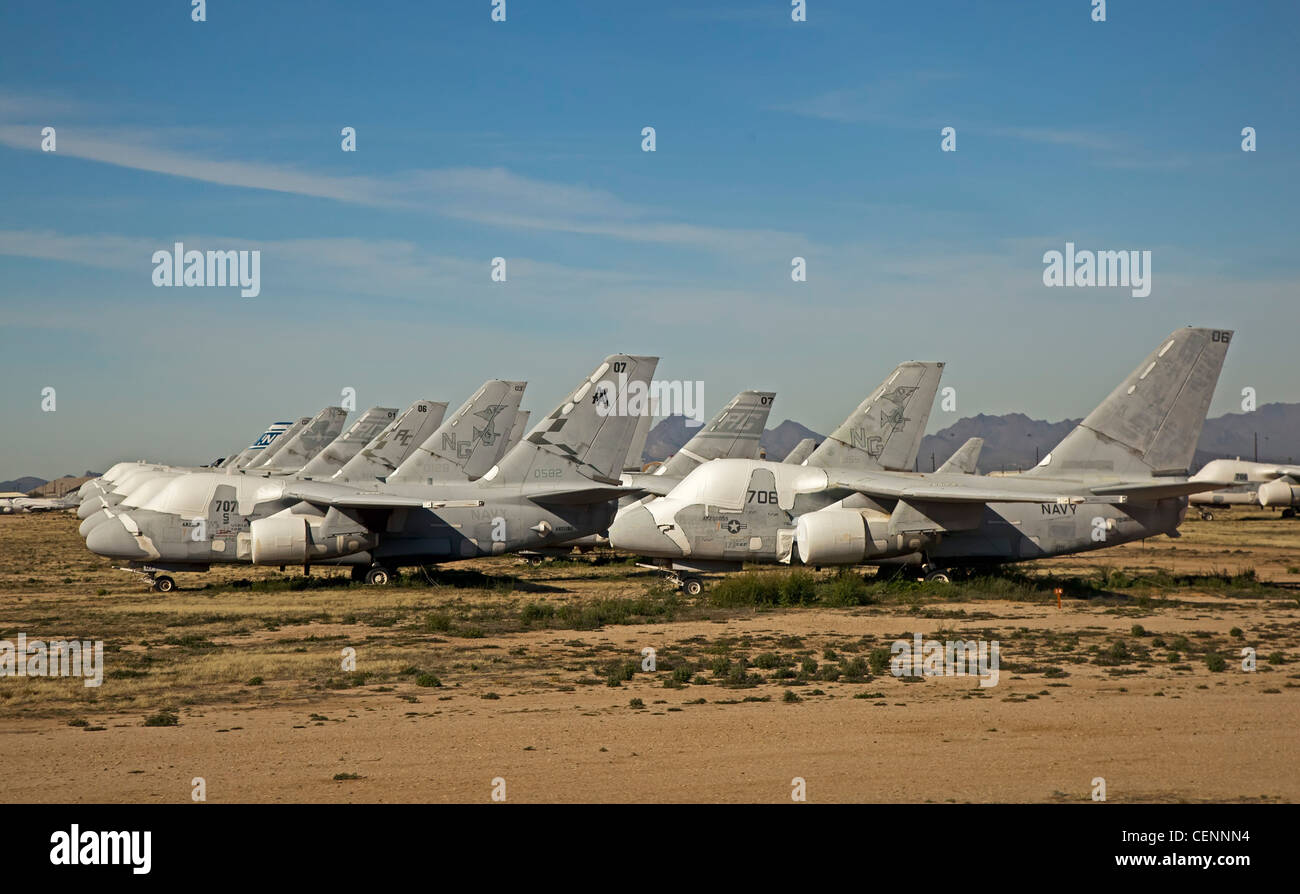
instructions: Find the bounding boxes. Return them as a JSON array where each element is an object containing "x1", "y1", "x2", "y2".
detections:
[{"x1": 1, "y1": 511, "x2": 1297, "y2": 803}]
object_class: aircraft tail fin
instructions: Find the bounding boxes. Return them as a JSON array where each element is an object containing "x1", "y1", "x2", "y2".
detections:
[
  {"x1": 226, "y1": 420, "x2": 294, "y2": 468},
  {"x1": 624, "y1": 402, "x2": 655, "y2": 472},
  {"x1": 659, "y1": 390, "x2": 776, "y2": 478},
  {"x1": 783, "y1": 438, "x2": 817, "y2": 465},
  {"x1": 388, "y1": 381, "x2": 527, "y2": 483},
  {"x1": 496, "y1": 411, "x2": 530, "y2": 464},
  {"x1": 257, "y1": 407, "x2": 349, "y2": 472},
  {"x1": 489, "y1": 355, "x2": 659, "y2": 489},
  {"x1": 1027, "y1": 328, "x2": 1233, "y2": 480},
  {"x1": 241, "y1": 416, "x2": 312, "y2": 469},
  {"x1": 937, "y1": 437, "x2": 983, "y2": 474},
  {"x1": 333, "y1": 399, "x2": 448, "y2": 482},
  {"x1": 296, "y1": 406, "x2": 398, "y2": 478},
  {"x1": 806, "y1": 361, "x2": 945, "y2": 472}
]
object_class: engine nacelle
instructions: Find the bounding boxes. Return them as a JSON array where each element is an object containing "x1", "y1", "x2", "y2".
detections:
[
  {"x1": 1259, "y1": 480, "x2": 1300, "y2": 508},
  {"x1": 796, "y1": 508, "x2": 943, "y2": 565},
  {"x1": 796, "y1": 509, "x2": 869, "y2": 565},
  {"x1": 250, "y1": 509, "x2": 379, "y2": 565}
]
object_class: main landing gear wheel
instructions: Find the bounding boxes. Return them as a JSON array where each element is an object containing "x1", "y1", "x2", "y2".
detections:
[
  {"x1": 151, "y1": 575, "x2": 176, "y2": 593},
  {"x1": 682, "y1": 577, "x2": 704, "y2": 596},
  {"x1": 364, "y1": 567, "x2": 393, "y2": 586},
  {"x1": 924, "y1": 570, "x2": 952, "y2": 584},
  {"x1": 1198, "y1": 509, "x2": 1215, "y2": 521}
]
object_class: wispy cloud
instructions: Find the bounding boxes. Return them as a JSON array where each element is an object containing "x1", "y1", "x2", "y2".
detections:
[{"x1": 0, "y1": 91, "x2": 808, "y2": 258}]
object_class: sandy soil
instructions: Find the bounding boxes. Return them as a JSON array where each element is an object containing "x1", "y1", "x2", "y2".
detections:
[{"x1": 1, "y1": 510, "x2": 1297, "y2": 803}]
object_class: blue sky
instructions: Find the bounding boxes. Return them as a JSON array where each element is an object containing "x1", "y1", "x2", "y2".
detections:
[{"x1": 1, "y1": 0, "x2": 1297, "y2": 479}]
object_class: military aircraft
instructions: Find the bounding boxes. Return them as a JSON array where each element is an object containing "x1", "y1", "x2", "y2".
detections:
[
  {"x1": 531, "y1": 389, "x2": 779, "y2": 558},
  {"x1": 80, "y1": 394, "x2": 456, "y2": 589},
  {"x1": 85, "y1": 359, "x2": 649, "y2": 589},
  {"x1": 1189, "y1": 458, "x2": 1300, "y2": 518},
  {"x1": 0, "y1": 492, "x2": 81, "y2": 514},
  {"x1": 78, "y1": 419, "x2": 292, "y2": 505},
  {"x1": 77, "y1": 407, "x2": 351, "y2": 518},
  {"x1": 76, "y1": 405, "x2": 405, "y2": 540},
  {"x1": 609, "y1": 329, "x2": 1232, "y2": 591}
]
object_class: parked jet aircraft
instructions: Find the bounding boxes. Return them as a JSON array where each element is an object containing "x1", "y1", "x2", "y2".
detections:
[
  {"x1": 0, "y1": 493, "x2": 80, "y2": 514},
  {"x1": 79, "y1": 418, "x2": 294, "y2": 503},
  {"x1": 77, "y1": 408, "x2": 350, "y2": 517},
  {"x1": 1189, "y1": 458, "x2": 1300, "y2": 518},
  {"x1": 609, "y1": 329, "x2": 1231, "y2": 591},
  {"x1": 80, "y1": 396, "x2": 449, "y2": 589},
  {"x1": 77, "y1": 406, "x2": 403, "y2": 540},
  {"x1": 535, "y1": 389, "x2": 779, "y2": 557},
  {"x1": 84, "y1": 361, "x2": 633, "y2": 590}
]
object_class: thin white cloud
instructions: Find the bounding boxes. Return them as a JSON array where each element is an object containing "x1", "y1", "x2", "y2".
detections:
[{"x1": 0, "y1": 89, "x2": 807, "y2": 257}]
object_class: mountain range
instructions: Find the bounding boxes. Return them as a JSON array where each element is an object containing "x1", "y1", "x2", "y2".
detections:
[{"x1": 641, "y1": 402, "x2": 1300, "y2": 473}]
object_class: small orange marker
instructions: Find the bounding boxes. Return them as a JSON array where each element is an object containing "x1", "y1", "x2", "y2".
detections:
[{"x1": 1054, "y1": 587, "x2": 1063, "y2": 609}]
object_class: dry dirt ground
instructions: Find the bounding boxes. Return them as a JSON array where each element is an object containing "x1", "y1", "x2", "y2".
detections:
[{"x1": 1, "y1": 511, "x2": 1297, "y2": 803}]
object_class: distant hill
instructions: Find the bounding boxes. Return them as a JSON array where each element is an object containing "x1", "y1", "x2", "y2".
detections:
[
  {"x1": 919, "y1": 413, "x2": 1080, "y2": 473},
  {"x1": 0, "y1": 476, "x2": 46, "y2": 495},
  {"x1": 643, "y1": 403, "x2": 1300, "y2": 474},
  {"x1": 29, "y1": 475, "x2": 98, "y2": 497},
  {"x1": 922, "y1": 402, "x2": 1300, "y2": 473},
  {"x1": 641, "y1": 417, "x2": 823, "y2": 465},
  {"x1": 760, "y1": 420, "x2": 823, "y2": 460}
]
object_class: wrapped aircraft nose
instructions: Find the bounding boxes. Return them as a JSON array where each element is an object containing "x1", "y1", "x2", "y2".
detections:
[
  {"x1": 77, "y1": 496, "x2": 108, "y2": 519},
  {"x1": 86, "y1": 518, "x2": 149, "y2": 560},
  {"x1": 79, "y1": 511, "x2": 112, "y2": 539},
  {"x1": 608, "y1": 505, "x2": 685, "y2": 556}
]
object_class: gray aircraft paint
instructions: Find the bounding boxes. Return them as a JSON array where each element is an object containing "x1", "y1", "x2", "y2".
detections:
[
  {"x1": 782, "y1": 438, "x2": 817, "y2": 465},
  {"x1": 936, "y1": 437, "x2": 983, "y2": 475},
  {"x1": 253, "y1": 407, "x2": 349, "y2": 473},
  {"x1": 610, "y1": 329, "x2": 1231, "y2": 575},
  {"x1": 295, "y1": 407, "x2": 398, "y2": 479},
  {"x1": 239, "y1": 415, "x2": 312, "y2": 469},
  {"x1": 329, "y1": 400, "x2": 447, "y2": 483},
  {"x1": 805, "y1": 361, "x2": 943, "y2": 472},
  {"x1": 497, "y1": 410, "x2": 530, "y2": 464},
  {"x1": 84, "y1": 356, "x2": 661, "y2": 578},
  {"x1": 1190, "y1": 458, "x2": 1300, "y2": 508},
  {"x1": 624, "y1": 401, "x2": 654, "y2": 472},
  {"x1": 388, "y1": 381, "x2": 526, "y2": 484}
]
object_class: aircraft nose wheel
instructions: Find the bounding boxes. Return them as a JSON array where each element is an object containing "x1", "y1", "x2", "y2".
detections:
[
  {"x1": 364, "y1": 566, "x2": 393, "y2": 586},
  {"x1": 151, "y1": 575, "x2": 176, "y2": 593}
]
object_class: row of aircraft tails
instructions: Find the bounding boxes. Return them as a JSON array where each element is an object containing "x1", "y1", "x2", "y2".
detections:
[{"x1": 67, "y1": 327, "x2": 1291, "y2": 593}]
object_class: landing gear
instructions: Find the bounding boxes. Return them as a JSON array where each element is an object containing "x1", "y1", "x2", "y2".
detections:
[
  {"x1": 364, "y1": 566, "x2": 394, "y2": 586},
  {"x1": 116, "y1": 565, "x2": 177, "y2": 592},
  {"x1": 923, "y1": 570, "x2": 952, "y2": 584},
  {"x1": 1197, "y1": 508, "x2": 1215, "y2": 521},
  {"x1": 637, "y1": 563, "x2": 705, "y2": 595},
  {"x1": 1283, "y1": 508, "x2": 1296, "y2": 519}
]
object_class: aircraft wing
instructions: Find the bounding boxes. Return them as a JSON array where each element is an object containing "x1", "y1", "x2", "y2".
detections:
[
  {"x1": 528, "y1": 485, "x2": 646, "y2": 506},
  {"x1": 830, "y1": 472, "x2": 1123, "y2": 505},
  {"x1": 618, "y1": 472, "x2": 677, "y2": 497},
  {"x1": 1088, "y1": 480, "x2": 1220, "y2": 500},
  {"x1": 280, "y1": 482, "x2": 484, "y2": 511}
]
